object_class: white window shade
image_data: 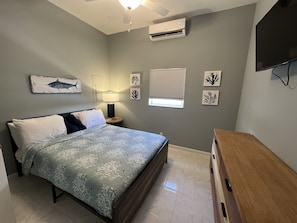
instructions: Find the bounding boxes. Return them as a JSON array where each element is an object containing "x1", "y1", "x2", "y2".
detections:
[{"x1": 149, "y1": 68, "x2": 186, "y2": 108}]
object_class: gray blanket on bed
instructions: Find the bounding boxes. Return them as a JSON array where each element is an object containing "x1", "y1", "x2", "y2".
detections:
[{"x1": 22, "y1": 124, "x2": 167, "y2": 219}]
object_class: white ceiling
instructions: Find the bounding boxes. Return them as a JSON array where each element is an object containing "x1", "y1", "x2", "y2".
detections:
[{"x1": 48, "y1": 0, "x2": 257, "y2": 35}]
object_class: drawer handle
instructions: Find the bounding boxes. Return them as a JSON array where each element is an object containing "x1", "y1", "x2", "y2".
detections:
[
  {"x1": 225, "y1": 179, "x2": 232, "y2": 192},
  {"x1": 221, "y1": 202, "x2": 227, "y2": 218},
  {"x1": 212, "y1": 154, "x2": 215, "y2": 159}
]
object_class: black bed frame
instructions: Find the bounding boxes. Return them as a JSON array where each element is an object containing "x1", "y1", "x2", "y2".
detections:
[{"x1": 7, "y1": 113, "x2": 168, "y2": 223}]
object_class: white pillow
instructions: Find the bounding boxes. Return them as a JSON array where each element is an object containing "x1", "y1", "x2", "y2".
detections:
[
  {"x1": 8, "y1": 122, "x2": 26, "y2": 163},
  {"x1": 72, "y1": 109, "x2": 106, "y2": 128},
  {"x1": 11, "y1": 115, "x2": 67, "y2": 151},
  {"x1": 7, "y1": 122, "x2": 22, "y2": 151}
]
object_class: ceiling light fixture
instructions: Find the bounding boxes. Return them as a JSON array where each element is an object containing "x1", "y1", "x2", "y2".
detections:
[{"x1": 118, "y1": 0, "x2": 144, "y2": 11}]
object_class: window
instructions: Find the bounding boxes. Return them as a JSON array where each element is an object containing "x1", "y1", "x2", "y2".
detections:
[{"x1": 149, "y1": 68, "x2": 186, "y2": 108}]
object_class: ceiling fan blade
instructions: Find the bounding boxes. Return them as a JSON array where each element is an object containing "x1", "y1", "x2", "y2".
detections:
[{"x1": 142, "y1": 0, "x2": 169, "y2": 16}]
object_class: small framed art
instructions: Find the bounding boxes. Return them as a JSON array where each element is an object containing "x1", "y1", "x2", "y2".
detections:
[
  {"x1": 130, "y1": 73, "x2": 141, "y2": 86},
  {"x1": 202, "y1": 90, "x2": 219, "y2": 105},
  {"x1": 130, "y1": 88, "x2": 141, "y2": 100},
  {"x1": 203, "y1": 71, "x2": 222, "y2": 87}
]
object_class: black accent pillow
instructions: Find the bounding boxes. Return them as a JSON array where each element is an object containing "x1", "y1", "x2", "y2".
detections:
[{"x1": 60, "y1": 113, "x2": 86, "y2": 134}]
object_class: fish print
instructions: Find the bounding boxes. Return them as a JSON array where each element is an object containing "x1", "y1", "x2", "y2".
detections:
[{"x1": 48, "y1": 79, "x2": 77, "y2": 89}]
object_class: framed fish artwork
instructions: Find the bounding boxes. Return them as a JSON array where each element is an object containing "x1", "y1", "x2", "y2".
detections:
[{"x1": 30, "y1": 75, "x2": 82, "y2": 94}]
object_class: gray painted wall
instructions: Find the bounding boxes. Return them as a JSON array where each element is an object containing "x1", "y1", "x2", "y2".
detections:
[
  {"x1": 108, "y1": 5, "x2": 255, "y2": 152},
  {"x1": 0, "y1": 0, "x2": 109, "y2": 174},
  {"x1": 236, "y1": 0, "x2": 297, "y2": 172},
  {"x1": 0, "y1": 1, "x2": 256, "y2": 175}
]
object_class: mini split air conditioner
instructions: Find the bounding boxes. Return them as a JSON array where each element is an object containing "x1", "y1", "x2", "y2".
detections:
[{"x1": 149, "y1": 18, "x2": 186, "y2": 41}]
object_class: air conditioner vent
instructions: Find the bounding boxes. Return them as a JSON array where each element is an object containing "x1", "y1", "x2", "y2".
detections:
[{"x1": 149, "y1": 18, "x2": 186, "y2": 41}]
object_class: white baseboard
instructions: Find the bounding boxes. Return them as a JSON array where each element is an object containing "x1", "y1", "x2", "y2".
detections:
[{"x1": 169, "y1": 144, "x2": 210, "y2": 155}]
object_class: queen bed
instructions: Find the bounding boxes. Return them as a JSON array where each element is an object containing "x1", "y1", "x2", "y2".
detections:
[{"x1": 7, "y1": 109, "x2": 168, "y2": 223}]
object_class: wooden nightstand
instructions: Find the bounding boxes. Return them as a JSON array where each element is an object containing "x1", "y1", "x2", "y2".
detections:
[{"x1": 106, "y1": 116, "x2": 123, "y2": 126}]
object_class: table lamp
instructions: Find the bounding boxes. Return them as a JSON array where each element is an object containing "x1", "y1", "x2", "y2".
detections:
[{"x1": 102, "y1": 91, "x2": 119, "y2": 118}]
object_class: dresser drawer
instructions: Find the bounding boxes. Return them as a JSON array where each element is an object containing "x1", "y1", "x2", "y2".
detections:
[
  {"x1": 215, "y1": 140, "x2": 241, "y2": 223},
  {"x1": 211, "y1": 129, "x2": 297, "y2": 223},
  {"x1": 211, "y1": 141, "x2": 230, "y2": 223}
]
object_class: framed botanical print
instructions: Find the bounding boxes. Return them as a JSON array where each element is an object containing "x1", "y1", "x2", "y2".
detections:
[
  {"x1": 130, "y1": 88, "x2": 141, "y2": 100},
  {"x1": 202, "y1": 90, "x2": 219, "y2": 105},
  {"x1": 130, "y1": 73, "x2": 141, "y2": 86},
  {"x1": 203, "y1": 71, "x2": 222, "y2": 87}
]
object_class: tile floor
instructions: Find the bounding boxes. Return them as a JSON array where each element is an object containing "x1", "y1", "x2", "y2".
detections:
[{"x1": 8, "y1": 146, "x2": 214, "y2": 223}]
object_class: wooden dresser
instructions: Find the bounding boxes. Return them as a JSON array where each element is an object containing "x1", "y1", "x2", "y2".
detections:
[{"x1": 210, "y1": 129, "x2": 297, "y2": 223}]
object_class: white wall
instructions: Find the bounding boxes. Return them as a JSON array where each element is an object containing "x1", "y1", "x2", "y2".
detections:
[
  {"x1": 0, "y1": 148, "x2": 15, "y2": 222},
  {"x1": 236, "y1": 0, "x2": 297, "y2": 171}
]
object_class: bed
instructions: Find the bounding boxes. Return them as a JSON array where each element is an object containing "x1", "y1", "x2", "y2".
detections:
[{"x1": 7, "y1": 109, "x2": 168, "y2": 223}]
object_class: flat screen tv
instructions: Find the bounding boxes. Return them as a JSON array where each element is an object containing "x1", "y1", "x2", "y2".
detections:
[{"x1": 256, "y1": 0, "x2": 297, "y2": 71}]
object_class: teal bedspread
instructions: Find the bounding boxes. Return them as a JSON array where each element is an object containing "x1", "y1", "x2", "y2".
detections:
[{"x1": 22, "y1": 124, "x2": 167, "y2": 219}]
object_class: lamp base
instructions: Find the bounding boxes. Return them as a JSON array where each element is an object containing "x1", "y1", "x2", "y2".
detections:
[{"x1": 107, "y1": 104, "x2": 115, "y2": 118}]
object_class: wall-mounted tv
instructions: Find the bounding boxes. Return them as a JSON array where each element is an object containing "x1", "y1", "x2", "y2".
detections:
[{"x1": 256, "y1": 0, "x2": 297, "y2": 71}]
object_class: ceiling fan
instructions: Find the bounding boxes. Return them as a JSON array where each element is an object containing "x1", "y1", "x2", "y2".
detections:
[
  {"x1": 120, "y1": 0, "x2": 169, "y2": 16},
  {"x1": 85, "y1": 0, "x2": 169, "y2": 25}
]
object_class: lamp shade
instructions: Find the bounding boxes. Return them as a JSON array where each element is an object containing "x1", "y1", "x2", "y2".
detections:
[
  {"x1": 118, "y1": 0, "x2": 143, "y2": 10},
  {"x1": 102, "y1": 92, "x2": 119, "y2": 103}
]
